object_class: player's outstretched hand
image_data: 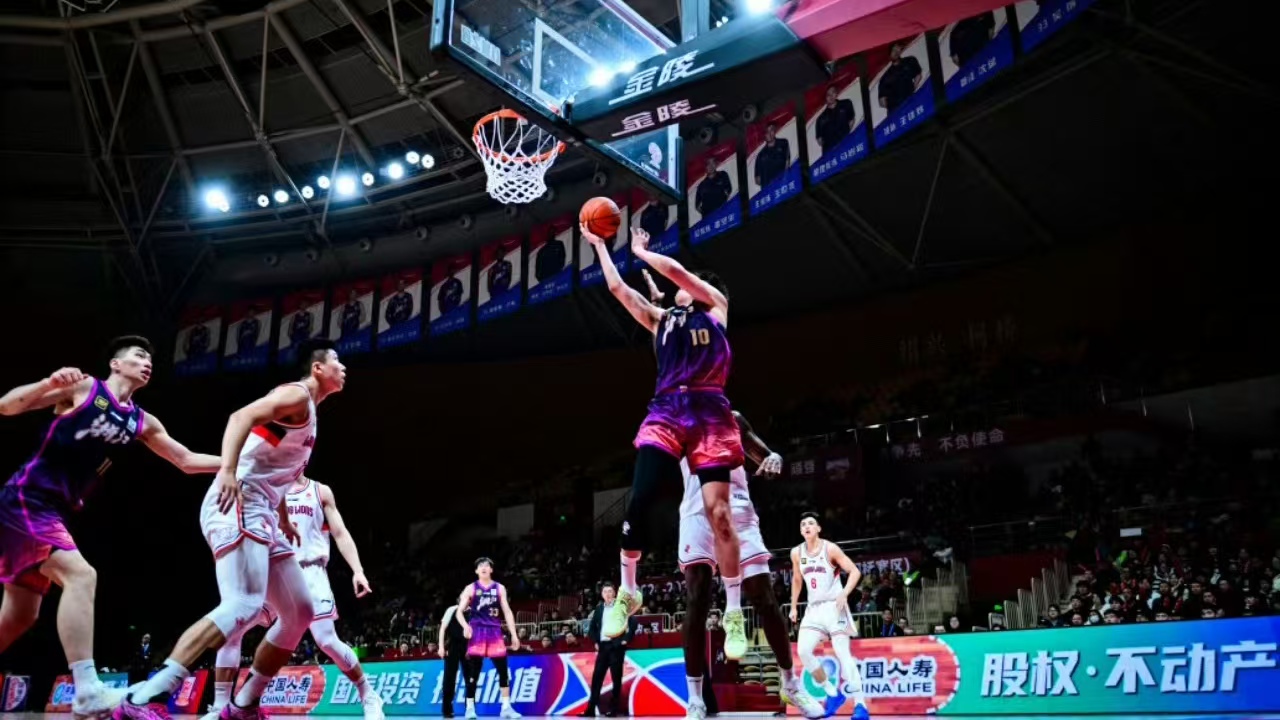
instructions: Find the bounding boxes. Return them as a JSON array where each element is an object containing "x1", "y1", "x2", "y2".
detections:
[
  {"x1": 511, "y1": 637, "x2": 521, "y2": 652},
  {"x1": 580, "y1": 222, "x2": 605, "y2": 247},
  {"x1": 835, "y1": 595, "x2": 850, "y2": 616},
  {"x1": 353, "y1": 572, "x2": 372, "y2": 598},
  {"x1": 281, "y1": 518, "x2": 301, "y2": 547},
  {"x1": 215, "y1": 469, "x2": 241, "y2": 514},
  {"x1": 789, "y1": 606, "x2": 798, "y2": 624},
  {"x1": 47, "y1": 367, "x2": 86, "y2": 389},
  {"x1": 631, "y1": 226, "x2": 650, "y2": 254},
  {"x1": 755, "y1": 452, "x2": 783, "y2": 478},
  {"x1": 641, "y1": 269, "x2": 664, "y2": 303}
]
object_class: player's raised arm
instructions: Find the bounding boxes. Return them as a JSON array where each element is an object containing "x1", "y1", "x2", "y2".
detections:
[
  {"x1": 733, "y1": 411, "x2": 783, "y2": 477},
  {"x1": 0, "y1": 370, "x2": 90, "y2": 416},
  {"x1": 789, "y1": 547, "x2": 804, "y2": 623},
  {"x1": 498, "y1": 585, "x2": 521, "y2": 651},
  {"x1": 137, "y1": 413, "x2": 221, "y2": 474},
  {"x1": 828, "y1": 543, "x2": 862, "y2": 613},
  {"x1": 214, "y1": 383, "x2": 312, "y2": 513},
  {"x1": 582, "y1": 222, "x2": 662, "y2": 333},
  {"x1": 319, "y1": 483, "x2": 371, "y2": 597},
  {"x1": 631, "y1": 227, "x2": 729, "y2": 326}
]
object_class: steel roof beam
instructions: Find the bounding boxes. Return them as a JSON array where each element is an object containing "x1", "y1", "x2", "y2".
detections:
[
  {"x1": 268, "y1": 11, "x2": 377, "y2": 168},
  {"x1": 0, "y1": 0, "x2": 203, "y2": 31},
  {"x1": 131, "y1": 20, "x2": 197, "y2": 196}
]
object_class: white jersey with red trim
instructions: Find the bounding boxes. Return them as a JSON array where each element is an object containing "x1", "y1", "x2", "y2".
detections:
[
  {"x1": 678, "y1": 458, "x2": 754, "y2": 520},
  {"x1": 286, "y1": 478, "x2": 330, "y2": 565},
  {"x1": 796, "y1": 540, "x2": 843, "y2": 603},
  {"x1": 237, "y1": 381, "x2": 317, "y2": 512}
]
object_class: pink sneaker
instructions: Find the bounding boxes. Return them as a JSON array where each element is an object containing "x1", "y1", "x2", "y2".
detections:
[
  {"x1": 220, "y1": 704, "x2": 270, "y2": 720},
  {"x1": 112, "y1": 701, "x2": 171, "y2": 720}
]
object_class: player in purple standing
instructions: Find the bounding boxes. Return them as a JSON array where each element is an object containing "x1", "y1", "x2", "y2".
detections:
[
  {"x1": 455, "y1": 557, "x2": 521, "y2": 719},
  {"x1": 0, "y1": 336, "x2": 222, "y2": 719},
  {"x1": 581, "y1": 223, "x2": 750, "y2": 660}
]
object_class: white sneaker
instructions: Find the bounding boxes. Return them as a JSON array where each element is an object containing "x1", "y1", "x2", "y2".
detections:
[
  {"x1": 71, "y1": 683, "x2": 127, "y2": 720},
  {"x1": 500, "y1": 704, "x2": 521, "y2": 719},
  {"x1": 465, "y1": 704, "x2": 478, "y2": 719},
  {"x1": 362, "y1": 692, "x2": 385, "y2": 720},
  {"x1": 780, "y1": 681, "x2": 825, "y2": 720},
  {"x1": 684, "y1": 699, "x2": 708, "y2": 720}
]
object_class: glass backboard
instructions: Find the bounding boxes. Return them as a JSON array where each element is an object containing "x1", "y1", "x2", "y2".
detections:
[{"x1": 432, "y1": 0, "x2": 685, "y2": 200}]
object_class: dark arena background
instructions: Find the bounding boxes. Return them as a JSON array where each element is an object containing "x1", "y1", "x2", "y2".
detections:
[{"x1": 1, "y1": 0, "x2": 1279, "y2": 717}]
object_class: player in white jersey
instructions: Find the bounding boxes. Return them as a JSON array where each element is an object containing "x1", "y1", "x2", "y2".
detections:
[
  {"x1": 199, "y1": 476, "x2": 383, "y2": 720},
  {"x1": 789, "y1": 513, "x2": 869, "y2": 720},
  {"x1": 117, "y1": 339, "x2": 347, "y2": 720},
  {"x1": 677, "y1": 412, "x2": 824, "y2": 720}
]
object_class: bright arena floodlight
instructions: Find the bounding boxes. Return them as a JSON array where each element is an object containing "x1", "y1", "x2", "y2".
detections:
[
  {"x1": 589, "y1": 67, "x2": 613, "y2": 87},
  {"x1": 317, "y1": 175, "x2": 331, "y2": 190},
  {"x1": 204, "y1": 188, "x2": 230, "y2": 212},
  {"x1": 421, "y1": 153, "x2": 436, "y2": 170},
  {"x1": 256, "y1": 194, "x2": 270, "y2": 208},
  {"x1": 405, "y1": 151, "x2": 421, "y2": 165},
  {"x1": 335, "y1": 175, "x2": 358, "y2": 197},
  {"x1": 361, "y1": 172, "x2": 375, "y2": 187},
  {"x1": 273, "y1": 189, "x2": 289, "y2": 204},
  {"x1": 301, "y1": 185, "x2": 315, "y2": 199},
  {"x1": 387, "y1": 162, "x2": 405, "y2": 180}
]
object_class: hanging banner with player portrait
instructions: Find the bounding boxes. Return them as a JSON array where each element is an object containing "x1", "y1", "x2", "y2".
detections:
[
  {"x1": 278, "y1": 290, "x2": 326, "y2": 367},
  {"x1": 580, "y1": 192, "x2": 630, "y2": 286},
  {"x1": 376, "y1": 269, "x2": 423, "y2": 350},
  {"x1": 329, "y1": 280, "x2": 376, "y2": 356},
  {"x1": 528, "y1": 218, "x2": 573, "y2": 305},
  {"x1": 429, "y1": 253, "x2": 473, "y2": 336},
  {"x1": 173, "y1": 306, "x2": 221, "y2": 377},
  {"x1": 477, "y1": 236, "x2": 524, "y2": 322},
  {"x1": 746, "y1": 105, "x2": 802, "y2": 216},
  {"x1": 940, "y1": 9, "x2": 1013, "y2": 103},
  {"x1": 1015, "y1": 0, "x2": 1097, "y2": 53},
  {"x1": 223, "y1": 299, "x2": 273, "y2": 371},
  {"x1": 805, "y1": 65, "x2": 870, "y2": 184},
  {"x1": 631, "y1": 188, "x2": 679, "y2": 257},
  {"x1": 868, "y1": 35, "x2": 935, "y2": 148},
  {"x1": 687, "y1": 141, "x2": 741, "y2": 244}
]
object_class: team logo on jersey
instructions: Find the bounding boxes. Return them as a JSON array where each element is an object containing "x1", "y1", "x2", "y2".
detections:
[
  {"x1": 127, "y1": 417, "x2": 138, "y2": 433},
  {"x1": 94, "y1": 396, "x2": 109, "y2": 410},
  {"x1": 801, "y1": 557, "x2": 808, "y2": 565}
]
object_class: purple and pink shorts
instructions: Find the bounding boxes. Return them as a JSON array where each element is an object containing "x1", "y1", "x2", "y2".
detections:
[{"x1": 634, "y1": 388, "x2": 744, "y2": 471}]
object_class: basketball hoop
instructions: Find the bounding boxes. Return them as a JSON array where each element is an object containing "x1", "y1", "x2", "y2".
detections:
[{"x1": 472, "y1": 108, "x2": 566, "y2": 205}]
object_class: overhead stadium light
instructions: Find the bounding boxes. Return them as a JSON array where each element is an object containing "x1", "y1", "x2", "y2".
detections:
[
  {"x1": 386, "y1": 162, "x2": 405, "y2": 180},
  {"x1": 361, "y1": 172, "x2": 375, "y2": 187},
  {"x1": 273, "y1": 189, "x2": 289, "y2": 204},
  {"x1": 317, "y1": 175, "x2": 331, "y2": 190},
  {"x1": 619, "y1": 60, "x2": 637, "y2": 73},
  {"x1": 301, "y1": 185, "x2": 315, "y2": 200},
  {"x1": 589, "y1": 67, "x2": 613, "y2": 87},
  {"x1": 746, "y1": 0, "x2": 773, "y2": 14},
  {"x1": 204, "y1": 188, "x2": 230, "y2": 212},
  {"x1": 335, "y1": 175, "x2": 357, "y2": 197},
  {"x1": 256, "y1": 194, "x2": 270, "y2": 208},
  {"x1": 405, "y1": 151, "x2": 421, "y2": 165},
  {"x1": 421, "y1": 153, "x2": 436, "y2": 170}
]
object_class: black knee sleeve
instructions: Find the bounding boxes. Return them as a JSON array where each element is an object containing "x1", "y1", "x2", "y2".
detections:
[
  {"x1": 493, "y1": 656, "x2": 510, "y2": 688},
  {"x1": 621, "y1": 446, "x2": 682, "y2": 552},
  {"x1": 464, "y1": 657, "x2": 483, "y2": 698}
]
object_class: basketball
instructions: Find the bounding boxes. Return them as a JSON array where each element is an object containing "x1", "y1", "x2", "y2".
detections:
[{"x1": 580, "y1": 196, "x2": 622, "y2": 239}]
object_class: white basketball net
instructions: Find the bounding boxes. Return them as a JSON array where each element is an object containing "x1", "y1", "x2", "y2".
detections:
[{"x1": 473, "y1": 109, "x2": 565, "y2": 205}]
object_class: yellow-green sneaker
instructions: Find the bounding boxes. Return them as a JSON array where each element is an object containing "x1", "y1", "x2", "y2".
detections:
[
  {"x1": 722, "y1": 608, "x2": 747, "y2": 660},
  {"x1": 604, "y1": 588, "x2": 642, "y2": 638}
]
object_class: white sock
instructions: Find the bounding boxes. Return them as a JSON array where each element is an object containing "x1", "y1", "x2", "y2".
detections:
[
  {"x1": 234, "y1": 669, "x2": 271, "y2": 708},
  {"x1": 130, "y1": 659, "x2": 189, "y2": 704},
  {"x1": 466, "y1": 699, "x2": 476, "y2": 710},
  {"x1": 686, "y1": 676, "x2": 703, "y2": 704},
  {"x1": 69, "y1": 659, "x2": 100, "y2": 691},
  {"x1": 502, "y1": 696, "x2": 512, "y2": 708},
  {"x1": 723, "y1": 575, "x2": 742, "y2": 613},
  {"x1": 620, "y1": 554, "x2": 638, "y2": 595},
  {"x1": 822, "y1": 677, "x2": 838, "y2": 697},
  {"x1": 356, "y1": 675, "x2": 373, "y2": 700},
  {"x1": 213, "y1": 681, "x2": 233, "y2": 709}
]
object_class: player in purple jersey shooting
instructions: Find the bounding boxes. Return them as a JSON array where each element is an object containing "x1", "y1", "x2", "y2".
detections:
[
  {"x1": 0, "y1": 336, "x2": 222, "y2": 719},
  {"x1": 581, "y1": 223, "x2": 750, "y2": 660}
]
